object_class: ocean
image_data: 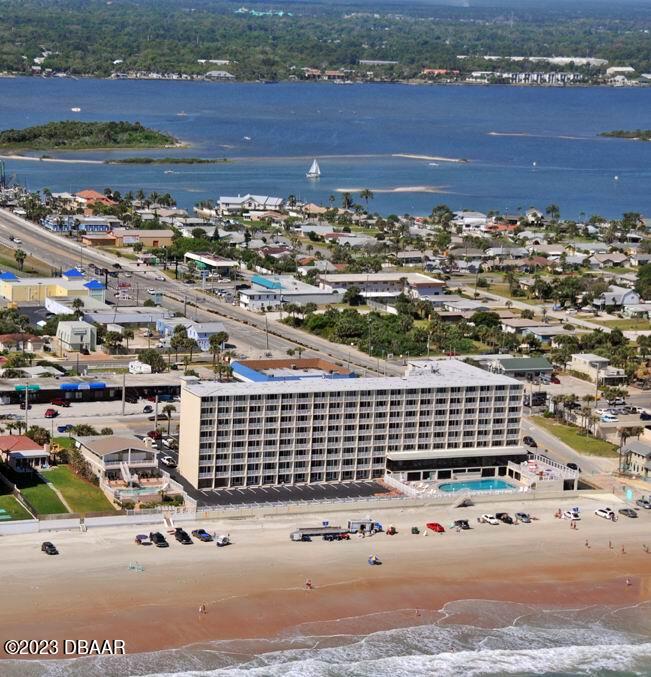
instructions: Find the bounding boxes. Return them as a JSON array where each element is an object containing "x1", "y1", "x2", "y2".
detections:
[
  {"x1": 6, "y1": 599, "x2": 651, "y2": 676},
  {"x1": 1, "y1": 78, "x2": 650, "y2": 218}
]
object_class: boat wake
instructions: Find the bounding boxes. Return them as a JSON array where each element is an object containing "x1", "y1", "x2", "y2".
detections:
[{"x1": 336, "y1": 185, "x2": 448, "y2": 194}]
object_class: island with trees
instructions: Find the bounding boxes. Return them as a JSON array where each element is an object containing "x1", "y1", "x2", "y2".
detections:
[
  {"x1": 0, "y1": 121, "x2": 178, "y2": 151},
  {"x1": 600, "y1": 130, "x2": 651, "y2": 141},
  {"x1": 107, "y1": 157, "x2": 227, "y2": 165}
]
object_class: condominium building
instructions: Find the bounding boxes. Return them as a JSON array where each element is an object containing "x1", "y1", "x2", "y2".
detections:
[{"x1": 178, "y1": 360, "x2": 525, "y2": 490}]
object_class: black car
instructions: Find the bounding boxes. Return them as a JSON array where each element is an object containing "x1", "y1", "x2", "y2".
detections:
[
  {"x1": 618, "y1": 508, "x2": 638, "y2": 519},
  {"x1": 19, "y1": 402, "x2": 32, "y2": 410},
  {"x1": 41, "y1": 541, "x2": 58, "y2": 555},
  {"x1": 174, "y1": 528, "x2": 192, "y2": 545},
  {"x1": 640, "y1": 411, "x2": 651, "y2": 421},
  {"x1": 143, "y1": 405, "x2": 154, "y2": 414},
  {"x1": 453, "y1": 519, "x2": 471, "y2": 530},
  {"x1": 149, "y1": 531, "x2": 169, "y2": 548},
  {"x1": 523, "y1": 436, "x2": 537, "y2": 447},
  {"x1": 125, "y1": 395, "x2": 139, "y2": 404},
  {"x1": 496, "y1": 512, "x2": 514, "y2": 525},
  {"x1": 567, "y1": 462, "x2": 581, "y2": 472}
]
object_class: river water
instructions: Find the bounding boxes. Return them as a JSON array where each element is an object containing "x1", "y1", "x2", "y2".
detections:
[{"x1": 1, "y1": 77, "x2": 650, "y2": 217}]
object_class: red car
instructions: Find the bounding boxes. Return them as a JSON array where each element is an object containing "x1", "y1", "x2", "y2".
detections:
[
  {"x1": 147, "y1": 430, "x2": 162, "y2": 440},
  {"x1": 426, "y1": 522, "x2": 445, "y2": 533},
  {"x1": 51, "y1": 398, "x2": 70, "y2": 408},
  {"x1": 44, "y1": 408, "x2": 59, "y2": 419}
]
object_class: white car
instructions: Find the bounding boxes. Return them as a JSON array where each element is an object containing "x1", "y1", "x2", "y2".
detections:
[
  {"x1": 594, "y1": 507, "x2": 616, "y2": 521},
  {"x1": 147, "y1": 288, "x2": 156, "y2": 295},
  {"x1": 155, "y1": 275, "x2": 165, "y2": 281},
  {"x1": 160, "y1": 455, "x2": 177, "y2": 468},
  {"x1": 124, "y1": 272, "x2": 132, "y2": 277},
  {"x1": 601, "y1": 414, "x2": 618, "y2": 423},
  {"x1": 479, "y1": 513, "x2": 499, "y2": 525},
  {"x1": 563, "y1": 509, "x2": 581, "y2": 520}
]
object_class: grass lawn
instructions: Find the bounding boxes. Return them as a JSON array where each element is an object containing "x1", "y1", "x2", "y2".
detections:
[
  {"x1": 0, "y1": 494, "x2": 33, "y2": 521},
  {"x1": 1, "y1": 464, "x2": 68, "y2": 515},
  {"x1": 46, "y1": 466, "x2": 115, "y2": 514},
  {"x1": 52, "y1": 436, "x2": 74, "y2": 451},
  {"x1": 0, "y1": 243, "x2": 53, "y2": 276},
  {"x1": 487, "y1": 284, "x2": 540, "y2": 305},
  {"x1": 590, "y1": 318, "x2": 651, "y2": 331},
  {"x1": 532, "y1": 416, "x2": 619, "y2": 458}
]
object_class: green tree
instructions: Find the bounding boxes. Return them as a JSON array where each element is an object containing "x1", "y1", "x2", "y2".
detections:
[
  {"x1": 137, "y1": 348, "x2": 167, "y2": 373},
  {"x1": 162, "y1": 404, "x2": 176, "y2": 436},
  {"x1": 209, "y1": 331, "x2": 229, "y2": 370},
  {"x1": 343, "y1": 286, "x2": 364, "y2": 306},
  {"x1": 26, "y1": 425, "x2": 50, "y2": 446},
  {"x1": 359, "y1": 188, "x2": 374, "y2": 207},
  {"x1": 14, "y1": 249, "x2": 27, "y2": 271}
]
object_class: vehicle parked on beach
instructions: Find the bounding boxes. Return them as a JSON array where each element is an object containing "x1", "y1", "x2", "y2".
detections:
[
  {"x1": 348, "y1": 519, "x2": 383, "y2": 535},
  {"x1": 478, "y1": 514, "x2": 499, "y2": 525},
  {"x1": 618, "y1": 508, "x2": 638, "y2": 519},
  {"x1": 134, "y1": 534, "x2": 151, "y2": 545},
  {"x1": 594, "y1": 508, "x2": 616, "y2": 521},
  {"x1": 496, "y1": 512, "x2": 514, "y2": 525},
  {"x1": 515, "y1": 512, "x2": 531, "y2": 523},
  {"x1": 563, "y1": 509, "x2": 581, "y2": 520},
  {"x1": 41, "y1": 541, "x2": 58, "y2": 555},
  {"x1": 215, "y1": 535, "x2": 231, "y2": 547},
  {"x1": 291, "y1": 526, "x2": 347, "y2": 541},
  {"x1": 323, "y1": 533, "x2": 350, "y2": 541},
  {"x1": 426, "y1": 522, "x2": 445, "y2": 533},
  {"x1": 636, "y1": 497, "x2": 651, "y2": 509},
  {"x1": 174, "y1": 528, "x2": 192, "y2": 545},
  {"x1": 149, "y1": 532, "x2": 169, "y2": 547},
  {"x1": 192, "y1": 529, "x2": 213, "y2": 542},
  {"x1": 453, "y1": 519, "x2": 470, "y2": 530}
]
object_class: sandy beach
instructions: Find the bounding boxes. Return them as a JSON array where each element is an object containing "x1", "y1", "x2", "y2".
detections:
[{"x1": 0, "y1": 495, "x2": 650, "y2": 660}]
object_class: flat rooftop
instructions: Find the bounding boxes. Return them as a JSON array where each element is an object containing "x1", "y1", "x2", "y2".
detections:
[
  {"x1": 187, "y1": 359, "x2": 521, "y2": 397},
  {"x1": 320, "y1": 272, "x2": 444, "y2": 285}
]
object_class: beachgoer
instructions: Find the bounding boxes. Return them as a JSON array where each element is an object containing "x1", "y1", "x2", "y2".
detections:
[
  {"x1": 585, "y1": 539, "x2": 590, "y2": 549},
  {"x1": 305, "y1": 578, "x2": 313, "y2": 591},
  {"x1": 626, "y1": 578, "x2": 631, "y2": 586},
  {"x1": 622, "y1": 546, "x2": 626, "y2": 555},
  {"x1": 199, "y1": 603, "x2": 206, "y2": 615},
  {"x1": 609, "y1": 540, "x2": 613, "y2": 550},
  {"x1": 644, "y1": 545, "x2": 649, "y2": 554}
]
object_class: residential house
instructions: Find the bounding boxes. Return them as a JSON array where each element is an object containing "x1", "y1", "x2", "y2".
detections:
[
  {"x1": 75, "y1": 189, "x2": 116, "y2": 209},
  {"x1": 239, "y1": 274, "x2": 339, "y2": 311},
  {"x1": 318, "y1": 272, "x2": 445, "y2": 300},
  {"x1": 218, "y1": 194, "x2": 284, "y2": 215},
  {"x1": 588, "y1": 252, "x2": 629, "y2": 269},
  {"x1": 594, "y1": 285, "x2": 641, "y2": 310},
  {"x1": 41, "y1": 214, "x2": 76, "y2": 232},
  {"x1": 183, "y1": 252, "x2": 238, "y2": 275},
  {"x1": 501, "y1": 317, "x2": 553, "y2": 334},
  {"x1": 630, "y1": 254, "x2": 651, "y2": 267},
  {"x1": 0, "y1": 435, "x2": 49, "y2": 472},
  {"x1": 0, "y1": 333, "x2": 45, "y2": 353},
  {"x1": 621, "y1": 303, "x2": 651, "y2": 319},
  {"x1": 622, "y1": 440, "x2": 651, "y2": 479},
  {"x1": 569, "y1": 353, "x2": 626, "y2": 385},
  {"x1": 487, "y1": 356, "x2": 553, "y2": 380},
  {"x1": 186, "y1": 321, "x2": 228, "y2": 352}
]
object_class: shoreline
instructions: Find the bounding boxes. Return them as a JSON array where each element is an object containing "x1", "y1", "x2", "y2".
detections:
[{"x1": 1, "y1": 498, "x2": 650, "y2": 660}]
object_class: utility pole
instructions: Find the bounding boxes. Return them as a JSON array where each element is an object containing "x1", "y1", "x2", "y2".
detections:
[
  {"x1": 24, "y1": 387, "x2": 29, "y2": 430},
  {"x1": 121, "y1": 372, "x2": 126, "y2": 416},
  {"x1": 265, "y1": 314, "x2": 269, "y2": 351},
  {"x1": 154, "y1": 394, "x2": 159, "y2": 431}
]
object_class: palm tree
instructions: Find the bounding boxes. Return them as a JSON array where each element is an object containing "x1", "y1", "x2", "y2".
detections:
[
  {"x1": 123, "y1": 328, "x2": 134, "y2": 353},
  {"x1": 14, "y1": 249, "x2": 27, "y2": 271},
  {"x1": 162, "y1": 404, "x2": 176, "y2": 436},
  {"x1": 341, "y1": 192, "x2": 353, "y2": 210},
  {"x1": 359, "y1": 188, "x2": 374, "y2": 207},
  {"x1": 209, "y1": 331, "x2": 229, "y2": 370},
  {"x1": 617, "y1": 426, "x2": 644, "y2": 474}
]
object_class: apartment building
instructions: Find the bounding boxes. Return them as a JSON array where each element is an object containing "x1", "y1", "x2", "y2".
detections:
[{"x1": 178, "y1": 360, "x2": 525, "y2": 490}]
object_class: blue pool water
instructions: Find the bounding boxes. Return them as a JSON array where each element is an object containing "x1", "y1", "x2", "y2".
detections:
[{"x1": 438, "y1": 479, "x2": 514, "y2": 493}]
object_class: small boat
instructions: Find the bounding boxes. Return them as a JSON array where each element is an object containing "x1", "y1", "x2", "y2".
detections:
[
  {"x1": 428, "y1": 162, "x2": 439, "y2": 167},
  {"x1": 70, "y1": 107, "x2": 81, "y2": 112},
  {"x1": 164, "y1": 170, "x2": 175, "y2": 174},
  {"x1": 176, "y1": 111, "x2": 188, "y2": 116},
  {"x1": 306, "y1": 159, "x2": 321, "y2": 179},
  {"x1": 243, "y1": 136, "x2": 252, "y2": 141}
]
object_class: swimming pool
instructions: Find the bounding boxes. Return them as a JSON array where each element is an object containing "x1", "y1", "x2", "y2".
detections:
[{"x1": 438, "y1": 479, "x2": 515, "y2": 493}]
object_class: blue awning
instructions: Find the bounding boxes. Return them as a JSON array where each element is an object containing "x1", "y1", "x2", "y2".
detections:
[{"x1": 60, "y1": 382, "x2": 106, "y2": 391}]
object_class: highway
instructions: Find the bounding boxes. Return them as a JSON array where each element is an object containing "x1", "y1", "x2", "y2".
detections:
[{"x1": 0, "y1": 208, "x2": 400, "y2": 375}]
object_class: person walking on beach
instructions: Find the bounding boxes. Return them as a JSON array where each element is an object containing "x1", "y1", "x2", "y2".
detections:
[
  {"x1": 644, "y1": 544, "x2": 649, "y2": 554},
  {"x1": 585, "y1": 539, "x2": 590, "y2": 549},
  {"x1": 621, "y1": 545, "x2": 626, "y2": 555},
  {"x1": 626, "y1": 578, "x2": 632, "y2": 587},
  {"x1": 305, "y1": 578, "x2": 313, "y2": 591},
  {"x1": 199, "y1": 603, "x2": 207, "y2": 615},
  {"x1": 609, "y1": 540, "x2": 613, "y2": 550}
]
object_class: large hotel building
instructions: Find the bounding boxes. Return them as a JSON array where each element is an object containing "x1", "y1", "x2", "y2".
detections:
[{"x1": 178, "y1": 359, "x2": 526, "y2": 490}]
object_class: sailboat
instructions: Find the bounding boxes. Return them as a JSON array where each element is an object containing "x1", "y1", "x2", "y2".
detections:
[{"x1": 306, "y1": 159, "x2": 321, "y2": 179}]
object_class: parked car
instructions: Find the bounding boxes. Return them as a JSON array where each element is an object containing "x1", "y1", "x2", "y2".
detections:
[
  {"x1": 636, "y1": 497, "x2": 651, "y2": 509},
  {"x1": 149, "y1": 414, "x2": 169, "y2": 422},
  {"x1": 453, "y1": 519, "x2": 470, "y2": 530},
  {"x1": 51, "y1": 398, "x2": 70, "y2": 408},
  {"x1": 563, "y1": 509, "x2": 581, "y2": 520},
  {"x1": 147, "y1": 288, "x2": 156, "y2": 295},
  {"x1": 57, "y1": 424, "x2": 74, "y2": 433},
  {"x1": 143, "y1": 405, "x2": 154, "y2": 414},
  {"x1": 162, "y1": 437, "x2": 178, "y2": 450},
  {"x1": 160, "y1": 455, "x2": 177, "y2": 468},
  {"x1": 566, "y1": 462, "x2": 581, "y2": 472},
  {"x1": 174, "y1": 528, "x2": 192, "y2": 545},
  {"x1": 550, "y1": 375, "x2": 561, "y2": 384},
  {"x1": 515, "y1": 512, "x2": 531, "y2": 523},
  {"x1": 608, "y1": 398, "x2": 626, "y2": 406},
  {"x1": 479, "y1": 514, "x2": 499, "y2": 525},
  {"x1": 426, "y1": 522, "x2": 445, "y2": 533},
  {"x1": 191, "y1": 529, "x2": 213, "y2": 542},
  {"x1": 601, "y1": 414, "x2": 619, "y2": 423},
  {"x1": 41, "y1": 541, "x2": 58, "y2": 555},
  {"x1": 149, "y1": 532, "x2": 169, "y2": 547},
  {"x1": 19, "y1": 402, "x2": 32, "y2": 410},
  {"x1": 640, "y1": 411, "x2": 651, "y2": 421},
  {"x1": 134, "y1": 534, "x2": 151, "y2": 545},
  {"x1": 125, "y1": 395, "x2": 139, "y2": 404},
  {"x1": 523, "y1": 436, "x2": 537, "y2": 447},
  {"x1": 323, "y1": 533, "x2": 350, "y2": 541},
  {"x1": 147, "y1": 430, "x2": 162, "y2": 440},
  {"x1": 215, "y1": 534, "x2": 231, "y2": 547},
  {"x1": 44, "y1": 408, "x2": 58, "y2": 419},
  {"x1": 594, "y1": 507, "x2": 616, "y2": 521},
  {"x1": 496, "y1": 512, "x2": 514, "y2": 525},
  {"x1": 618, "y1": 508, "x2": 638, "y2": 519}
]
